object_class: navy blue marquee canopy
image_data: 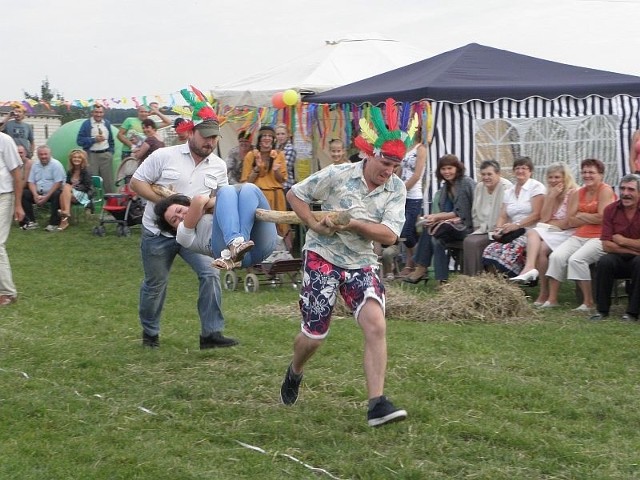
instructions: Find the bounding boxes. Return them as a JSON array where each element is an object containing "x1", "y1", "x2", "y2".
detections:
[{"x1": 304, "y1": 43, "x2": 640, "y2": 104}]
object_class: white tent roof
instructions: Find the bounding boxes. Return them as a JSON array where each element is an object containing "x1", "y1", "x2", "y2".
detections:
[{"x1": 211, "y1": 35, "x2": 428, "y2": 107}]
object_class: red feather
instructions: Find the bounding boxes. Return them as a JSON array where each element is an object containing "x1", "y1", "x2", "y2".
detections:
[
  {"x1": 197, "y1": 105, "x2": 218, "y2": 122},
  {"x1": 176, "y1": 120, "x2": 194, "y2": 133},
  {"x1": 380, "y1": 139, "x2": 406, "y2": 162},
  {"x1": 190, "y1": 85, "x2": 208, "y2": 102},
  {"x1": 354, "y1": 136, "x2": 374, "y2": 157},
  {"x1": 385, "y1": 98, "x2": 399, "y2": 131}
]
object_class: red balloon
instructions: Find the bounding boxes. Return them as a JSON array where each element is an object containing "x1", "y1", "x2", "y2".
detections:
[{"x1": 272, "y1": 92, "x2": 286, "y2": 109}]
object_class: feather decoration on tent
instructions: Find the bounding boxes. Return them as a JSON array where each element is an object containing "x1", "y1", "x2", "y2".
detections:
[
  {"x1": 406, "y1": 113, "x2": 419, "y2": 142},
  {"x1": 399, "y1": 102, "x2": 411, "y2": 131}
]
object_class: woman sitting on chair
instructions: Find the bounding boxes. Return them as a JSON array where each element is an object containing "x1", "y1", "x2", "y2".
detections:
[
  {"x1": 154, "y1": 183, "x2": 277, "y2": 270},
  {"x1": 58, "y1": 149, "x2": 93, "y2": 231}
]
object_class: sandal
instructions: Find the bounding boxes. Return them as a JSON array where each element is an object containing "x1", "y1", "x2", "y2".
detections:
[
  {"x1": 228, "y1": 238, "x2": 254, "y2": 263},
  {"x1": 211, "y1": 258, "x2": 241, "y2": 270},
  {"x1": 58, "y1": 218, "x2": 69, "y2": 231},
  {"x1": 58, "y1": 209, "x2": 71, "y2": 219}
]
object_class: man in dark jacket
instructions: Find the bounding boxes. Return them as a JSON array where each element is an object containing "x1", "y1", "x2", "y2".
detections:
[{"x1": 76, "y1": 104, "x2": 115, "y2": 193}]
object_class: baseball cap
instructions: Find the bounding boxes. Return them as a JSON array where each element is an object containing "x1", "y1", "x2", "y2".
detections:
[{"x1": 194, "y1": 119, "x2": 220, "y2": 137}]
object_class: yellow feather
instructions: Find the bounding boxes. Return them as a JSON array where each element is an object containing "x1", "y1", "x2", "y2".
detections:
[
  {"x1": 407, "y1": 113, "x2": 419, "y2": 141},
  {"x1": 359, "y1": 118, "x2": 378, "y2": 144}
]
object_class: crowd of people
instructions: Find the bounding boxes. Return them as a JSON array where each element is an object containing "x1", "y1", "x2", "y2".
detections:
[{"x1": 1, "y1": 99, "x2": 640, "y2": 428}]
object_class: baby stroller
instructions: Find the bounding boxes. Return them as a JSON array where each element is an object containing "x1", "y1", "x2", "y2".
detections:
[{"x1": 92, "y1": 157, "x2": 144, "y2": 237}]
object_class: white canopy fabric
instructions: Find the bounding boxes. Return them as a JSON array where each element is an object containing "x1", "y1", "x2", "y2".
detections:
[{"x1": 211, "y1": 35, "x2": 428, "y2": 107}]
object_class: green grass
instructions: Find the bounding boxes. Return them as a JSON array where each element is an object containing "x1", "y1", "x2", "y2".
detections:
[{"x1": 2, "y1": 221, "x2": 640, "y2": 479}]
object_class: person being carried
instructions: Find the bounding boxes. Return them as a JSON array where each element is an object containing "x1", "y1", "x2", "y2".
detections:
[
  {"x1": 154, "y1": 183, "x2": 277, "y2": 270},
  {"x1": 279, "y1": 99, "x2": 413, "y2": 427}
]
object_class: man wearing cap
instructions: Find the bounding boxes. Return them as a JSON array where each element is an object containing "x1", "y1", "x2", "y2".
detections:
[
  {"x1": 0, "y1": 104, "x2": 35, "y2": 158},
  {"x1": 279, "y1": 100, "x2": 413, "y2": 427},
  {"x1": 77, "y1": 104, "x2": 116, "y2": 193},
  {"x1": 118, "y1": 103, "x2": 171, "y2": 159},
  {"x1": 131, "y1": 110, "x2": 237, "y2": 349}
]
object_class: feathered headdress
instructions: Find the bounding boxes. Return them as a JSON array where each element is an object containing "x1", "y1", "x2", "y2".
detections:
[
  {"x1": 354, "y1": 98, "x2": 419, "y2": 162},
  {"x1": 176, "y1": 85, "x2": 219, "y2": 134}
]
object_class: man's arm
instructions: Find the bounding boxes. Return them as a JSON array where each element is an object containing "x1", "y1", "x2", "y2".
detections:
[
  {"x1": 287, "y1": 188, "x2": 398, "y2": 245},
  {"x1": 130, "y1": 177, "x2": 165, "y2": 204},
  {"x1": 76, "y1": 121, "x2": 94, "y2": 150},
  {"x1": 10, "y1": 165, "x2": 24, "y2": 222},
  {"x1": 607, "y1": 235, "x2": 640, "y2": 254}
]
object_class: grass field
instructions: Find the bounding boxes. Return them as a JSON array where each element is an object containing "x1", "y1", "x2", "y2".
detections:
[{"x1": 1, "y1": 220, "x2": 639, "y2": 479}]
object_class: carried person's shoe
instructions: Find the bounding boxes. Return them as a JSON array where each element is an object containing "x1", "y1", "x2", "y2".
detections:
[
  {"x1": 228, "y1": 237, "x2": 254, "y2": 263},
  {"x1": 280, "y1": 363, "x2": 303, "y2": 405},
  {"x1": 211, "y1": 258, "x2": 241, "y2": 270},
  {"x1": 142, "y1": 331, "x2": 159, "y2": 348},
  {"x1": 367, "y1": 396, "x2": 407, "y2": 427},
  {"x1": 199, "y1": 332, "x2": 238, "y2": 349}
]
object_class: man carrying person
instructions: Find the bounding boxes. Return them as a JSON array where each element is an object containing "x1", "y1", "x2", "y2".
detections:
[
  {"x1": 21, "y1": 145, "x2": 65, "y2": 231},
  {"x1": 590, "y1": 174, "x2": 640, "y2": 321},
  {"x1": 77, "y1": 104, "x2": 116, "y2": 193},
  {"x1": 0, "y1": 132, "x2": 25, "y2": 305},
  {"x1": 0, "y1": 103, "x2": 35, "y2": 158},
  {"x1": 130, "y1": 90, "x2": 236, "y2": 350},
  {"x1": 279, "y1": 100, "x2": 414, "y2": 427}
]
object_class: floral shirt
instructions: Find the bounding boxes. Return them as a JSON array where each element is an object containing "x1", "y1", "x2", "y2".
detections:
[{"x1": 291, "y1": 161, "x2": 406, "y2": 268}]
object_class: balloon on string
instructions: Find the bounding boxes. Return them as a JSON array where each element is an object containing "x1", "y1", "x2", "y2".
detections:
[
  {"x1": 272, "y1": 92, "x2": 286, "y2": 109},
  {"x1": 283, "y1": 89, "x2": 299, "y2": 106}
]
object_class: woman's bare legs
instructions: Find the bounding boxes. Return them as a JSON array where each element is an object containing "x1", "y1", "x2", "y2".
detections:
[
  {"x1": 59, "y1": 184, "x2": 73, "y2": 216},
  {"x1": 521, "y1": 230, "x2": 541, "y2": 275},
  {"x1": 535, "y1": 242, "x2": 551, "y2": 303}
]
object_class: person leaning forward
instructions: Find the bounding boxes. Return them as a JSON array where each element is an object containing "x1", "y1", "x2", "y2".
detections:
[
  {"x1": 590, "y1": 174, "x2": 640, "y2": 321},
  {"x1": 279, "y1": 100, "x2": 411, "y2": 427},
  {"x1": 130, "y1": 102, "x2": 237, "y2": 350}
]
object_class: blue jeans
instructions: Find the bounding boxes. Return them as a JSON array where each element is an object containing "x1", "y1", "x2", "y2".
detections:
[
  {"x1": 413, "y1": 231, "x2": 450, "y2": 281},
  {"x1": 400, "y1": 198, "x2": 422, "y2": 249},
  {"x1": 139, "y1": 227, "x2": 225, "y2": 337},
  {"x1": 211, "y1": 184, "x2": 277, "y2": 268}
]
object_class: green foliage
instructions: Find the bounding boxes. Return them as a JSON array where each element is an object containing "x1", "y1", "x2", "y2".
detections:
[{"x1": 2, "y1": 223, "x2": 640, "y2": 479}]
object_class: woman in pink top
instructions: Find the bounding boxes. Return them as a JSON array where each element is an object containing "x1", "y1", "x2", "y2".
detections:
[
  {"x1": 543, "y1": 159, "x2": 615, "y2": 311},
  {"x1": 629, "y1": 130, "x2": 640, "y2": 174}
]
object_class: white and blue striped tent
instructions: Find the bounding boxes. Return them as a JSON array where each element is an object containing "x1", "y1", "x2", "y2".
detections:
[{"x1": 305, "y1": 44, "x2": 640, "y2": 189}]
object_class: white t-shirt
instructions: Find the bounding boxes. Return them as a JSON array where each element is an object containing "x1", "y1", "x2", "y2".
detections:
[
  {"x1": 133, "y1": 143, "x2": 228, "y2": 235},
  {"x1": 503, "y1": 178, "x2": 546, "y2": 224},
  {"x1": 0, "y1": 132, "x2": 21, "y2": 194}
]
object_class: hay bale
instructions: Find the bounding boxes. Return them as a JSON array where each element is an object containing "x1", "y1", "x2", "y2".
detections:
[{"x1": 261, "y1": 273, "x2": 537, "y2": 324}]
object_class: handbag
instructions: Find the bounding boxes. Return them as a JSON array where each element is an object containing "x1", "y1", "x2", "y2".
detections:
[
  {"x1": 494, "y1": 227, "x2": 526, "y2": 244},
  {"x1": 429, "y1": 220, "x2": 467, "y2": 243}
]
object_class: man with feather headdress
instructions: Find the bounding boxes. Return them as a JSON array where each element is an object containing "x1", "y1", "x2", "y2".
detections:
[{"x1": 279, "y1": 99, "x2": 417, "y2": 427}]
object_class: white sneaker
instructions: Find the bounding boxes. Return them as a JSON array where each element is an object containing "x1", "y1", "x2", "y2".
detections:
[
  {"x1": 572, "y1": 304, "x2": 592, "y2": 312},
  {"x1": 45, "y1": 225, "x2": 58, "y2": 232}
]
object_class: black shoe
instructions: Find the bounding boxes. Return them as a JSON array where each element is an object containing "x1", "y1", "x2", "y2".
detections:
[
  {"x1": 367, "y1": 396, "x2": 407, "y2": 427},
  {"x1": 142, "y1": 332, "x2": 159, "y2": 348},
  {"x1": 199, "y1": 332, "x2": 238, "y2": 349},
  {"x1": 280, "y1": 364, "x2": 302, "y2": 405},
  {"x1": 588, "y1": 312, "x2": 609, "y2": 321}
]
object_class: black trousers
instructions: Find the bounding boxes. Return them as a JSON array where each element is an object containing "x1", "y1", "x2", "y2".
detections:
[
  {"x1": 595, "y1": 253, "x2": 640, "y2": 316},
  {"x1": 21, "y1": 188, "x2": 62, "y2": 226}
]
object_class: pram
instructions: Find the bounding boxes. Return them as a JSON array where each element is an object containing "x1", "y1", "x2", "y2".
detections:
[{"x1": 92, "y1": 157, "x2": 144, "y2": 237}]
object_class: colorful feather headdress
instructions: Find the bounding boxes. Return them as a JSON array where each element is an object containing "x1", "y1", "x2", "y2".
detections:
[
  {"x1": 354, "y1": 98, "x2": 419, "y2": 162},
  {"x1": 175, "y1": 85, "x2": 219, "y2": 134}
]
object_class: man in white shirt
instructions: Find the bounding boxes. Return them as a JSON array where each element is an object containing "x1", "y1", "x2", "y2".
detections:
[
  {"x1": 0, "y1": 132, "x2": 24, "y2": 305},
  {"x1": 131, "y1": 119, "x2": 237, "y2": 349}
]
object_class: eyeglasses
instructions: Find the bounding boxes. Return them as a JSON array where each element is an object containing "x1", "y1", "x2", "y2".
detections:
[{"x1": 581, "y1": 170, "x2": 599, "y2": 175}]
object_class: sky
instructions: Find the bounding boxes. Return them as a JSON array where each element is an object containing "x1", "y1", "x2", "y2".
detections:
[{"x1": 4, "y1": 0, "x2": 640, "y2": 106}]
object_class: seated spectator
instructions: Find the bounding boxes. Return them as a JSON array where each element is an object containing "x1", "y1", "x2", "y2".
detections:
[
  {"x1": 153, "y1": 183, "x2": 277, "y2": 270},
  {"x1": 405, "y1": 155, "x2": 475, "y2": 286},
  {"x1": 57, "y1": 149, "x2": 93, "y2": 231},
  {"x1": 133, "y1": 119, "x2": 165, "y2": 164},
  {"x1": 544, "y1": 159, "x2": 616, "y2": 310},
  {"x1": 589, "y1": 174, "x2": 640, "y2": 321},
  {"x1": 482, "y1": 156, "x2": 545, "y2": 277},
  {"x1": 462, "y1": 160, "x2": 512, "y2": 276},
  {"x1": 510, "y1": 163, "x2": 578, "y2": 303},
  {"x1": 225, "y1": 130, "x2": 252, "y2": 185},
  {"x1": 21, "y1": 145, "x2": 66, "y2": 231},
  {"x1": 16, "y1": 145, "x2": 33, "y2": 184}
]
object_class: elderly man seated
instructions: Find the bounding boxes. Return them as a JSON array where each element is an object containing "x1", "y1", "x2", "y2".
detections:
[
  {"x1": 590, "y1": 174, "x2": 640, "y2": 321},
  {"x1": 20, "y1": 145, "x2": 66, "y2": 231}
]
